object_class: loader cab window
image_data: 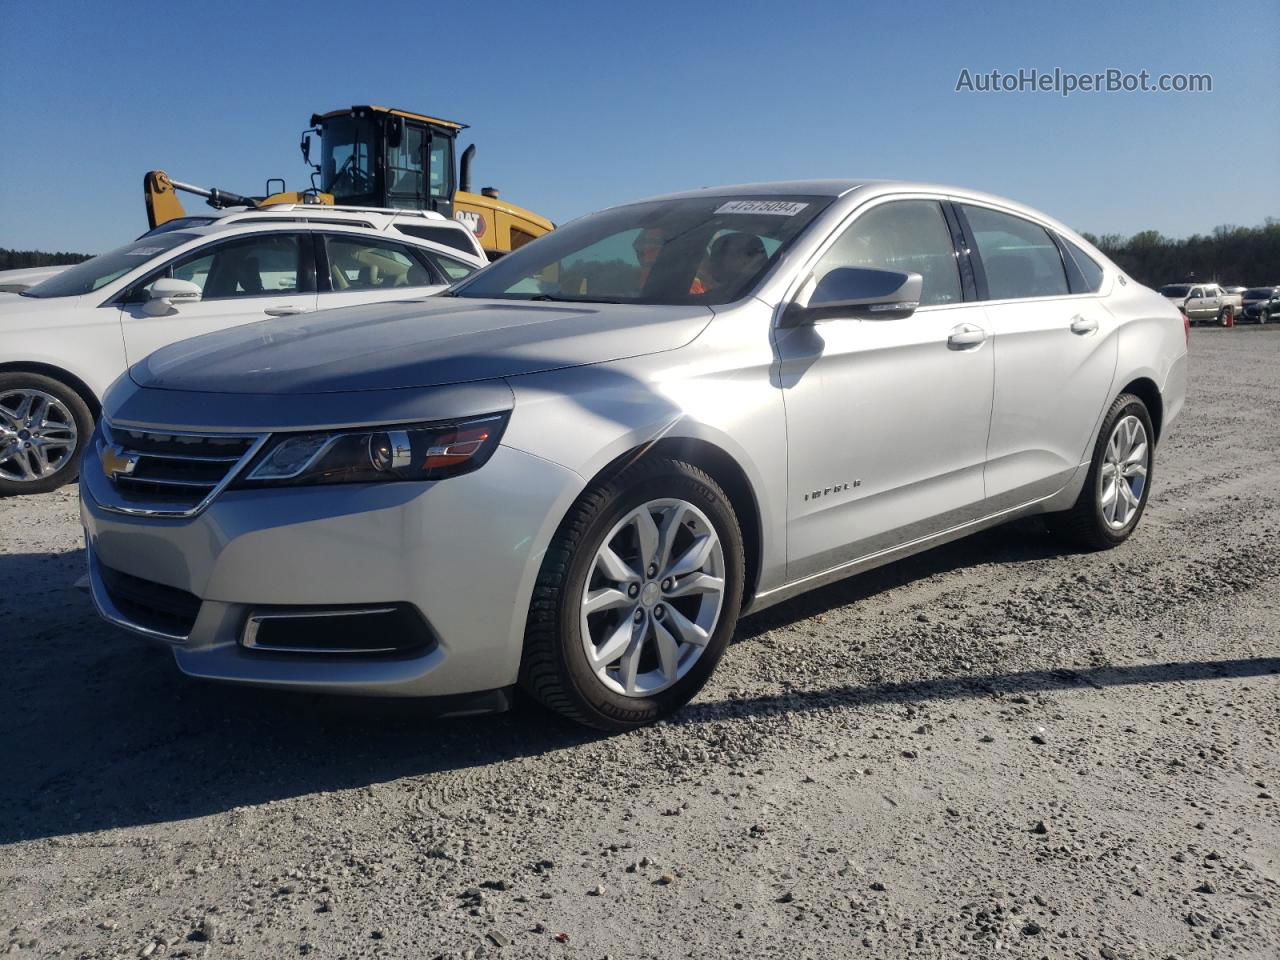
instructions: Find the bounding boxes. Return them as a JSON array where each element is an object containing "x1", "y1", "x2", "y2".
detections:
[
  {"x1": 389, "y1": 127, "x2": 452, "y2": 208},
  {"x1": 386, "y1": 124, "x2": 427, "y2": 208},
  {"x1": 428, "y1": 137, "x2": 450, "y2": 197},
  {"x1": 321, "y1": 116, "x2": 377, "y2": 202}
]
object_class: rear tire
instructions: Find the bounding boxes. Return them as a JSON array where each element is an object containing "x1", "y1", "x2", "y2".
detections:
[
  {"x1": 0, "y1": 373, "x2": 94, "y2": 496},
  {"x1": 1047, "y1": 393, "x2": 1154, "y2": 551},
  {"x1": 519, "y1": 457, "x2": 745, "y2": 731},
  {"x1": 1218, "y1": 307, "x2": 1231, "y2": 326}
]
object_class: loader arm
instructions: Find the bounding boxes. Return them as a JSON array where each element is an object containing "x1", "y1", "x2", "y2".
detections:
[{"x1": 144, "y1": 170, "x2": 334, "y2": 229}]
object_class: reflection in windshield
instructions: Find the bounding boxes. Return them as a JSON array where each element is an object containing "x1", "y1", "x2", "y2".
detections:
[
  {"x1": 21, "y1": 233, "x2": 197, "y2": 299},
  {"x1": 451, "y1": 196, "x2": 832, "y2": 307}
]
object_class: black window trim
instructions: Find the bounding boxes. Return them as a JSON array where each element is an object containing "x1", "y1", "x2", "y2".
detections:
[
  {"x1": 315, "y1": 232, "x2": 448, "y2": 293},
  {"x1": 112, "y1": 230, "x2": 317, "y2": 306},
  {"x1": 939, "y1": 200, "x2": 979, "y2": 302}
]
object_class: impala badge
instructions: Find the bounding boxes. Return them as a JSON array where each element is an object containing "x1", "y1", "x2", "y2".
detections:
[{"x1": 101, "y1": 444, "x2": 140, "y2": 480}]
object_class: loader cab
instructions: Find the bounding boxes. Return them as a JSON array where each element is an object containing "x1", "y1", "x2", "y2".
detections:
[{"x1": 305, "y1": 106, "x2": 462, "y2": 216}]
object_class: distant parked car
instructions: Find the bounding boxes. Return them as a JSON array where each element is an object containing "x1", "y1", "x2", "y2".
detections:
[
  {"x1": 1240, "y1": 286, "x2": 1280, "y2": 324},
  {"x1": 1158, "y1": 283, "x2": 1242, "y2": 325},
  {"x1": 0, "y1": 206, "x2": 486, "y2": 494},
  {"x1": 0, "y1": 264, "x2": 74, "y2": 294}
]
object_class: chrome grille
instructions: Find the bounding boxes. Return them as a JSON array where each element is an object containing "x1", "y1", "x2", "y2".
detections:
[{"x1": 100, "y1": 421, "x2": 266, "y2": 517}]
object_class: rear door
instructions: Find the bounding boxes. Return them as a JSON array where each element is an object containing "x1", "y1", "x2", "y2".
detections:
[
  {"x1": 957, "y1": 203, "x2": 1117, "y2": 508},
  {"x1": 315, "y1": 233, "x2": 449, "y2": 310},
  {"x1": 118, "y1": 231, "x2": 317, "y2": 364}
]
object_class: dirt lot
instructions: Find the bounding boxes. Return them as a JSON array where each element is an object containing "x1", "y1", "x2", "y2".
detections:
[{"x1": 1, "y1": 327, "x2": 1277, "y2": 960}]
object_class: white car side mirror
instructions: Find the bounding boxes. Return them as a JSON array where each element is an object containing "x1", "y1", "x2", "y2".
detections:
[{"x1": 144, "y1": 278, "x2": 202, "y2": 316}]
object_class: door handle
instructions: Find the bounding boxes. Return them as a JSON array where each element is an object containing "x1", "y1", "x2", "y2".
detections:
[
  {"x1": 947, "y1": 323, "x2": 987, "y2": 349},
  {"x1": 1069, "y1": 314, "x2": 1098, "y2": 335},
  {"x1": 264, "y1": 306, "x2": 305, "y2": 317}
]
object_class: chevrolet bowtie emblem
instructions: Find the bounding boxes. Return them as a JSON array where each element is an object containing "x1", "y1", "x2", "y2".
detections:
[{"x1": 101, "y1": 444, "x2": 140, "y2": 480}]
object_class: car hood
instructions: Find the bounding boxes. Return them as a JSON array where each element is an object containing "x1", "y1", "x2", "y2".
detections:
[{"x1": 130, "y1": 297, "x2": 715, "y2": 394}]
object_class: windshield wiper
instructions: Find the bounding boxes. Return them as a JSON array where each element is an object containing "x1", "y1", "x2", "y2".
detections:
[{"x1": 527, "y1": 293, "x2": 624, "y2": 304}]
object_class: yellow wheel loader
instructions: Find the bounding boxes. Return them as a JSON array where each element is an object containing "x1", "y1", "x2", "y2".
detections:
[{"x1": 144, "y1": 105, "x2": 554, "y2": 257}]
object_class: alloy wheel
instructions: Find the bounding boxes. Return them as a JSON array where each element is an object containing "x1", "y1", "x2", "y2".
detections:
[
  {"x1": 1098, "y1": 415, "x2": 1148, "y2": 530},
  {"x1": 580, "y1": 498, "x2": 726, "y2": 697},
  {"x1": 0, "y1": 389, "x2": 79, "y2": 483}
]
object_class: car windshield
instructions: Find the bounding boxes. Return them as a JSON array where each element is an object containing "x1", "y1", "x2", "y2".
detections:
[
  {"x1": 450, "y1": 195, "x2": 834, "y2": 306},
  {"x1": 22, "y1": 233, "x2": 197, "y2": 299},
  {"x1": 1159, "y1": 285, "x2": 1192, "y2": 297},
  {"x1": 1244, "y1": 287, "x2": 1274, "y2": 298}
]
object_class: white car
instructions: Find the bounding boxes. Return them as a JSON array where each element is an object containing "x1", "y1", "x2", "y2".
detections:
[{"x1": 0, "y1": 207, "x2": 487, "y2": 494}]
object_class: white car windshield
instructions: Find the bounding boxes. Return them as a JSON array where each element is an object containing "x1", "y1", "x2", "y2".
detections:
[
  {"x1": 450, "y1": 195, "x2": 833, "y2": 306},
  {"x1": 22, "y1": 233, "x2": 198, "y2": 299}
]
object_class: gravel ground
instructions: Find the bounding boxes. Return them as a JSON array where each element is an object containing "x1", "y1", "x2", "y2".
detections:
[{"x1": 2, "y1": 327, "x2": 1277, "y2": 960}]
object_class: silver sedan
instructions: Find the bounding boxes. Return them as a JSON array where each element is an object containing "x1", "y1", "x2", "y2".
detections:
[{"x1": 81, "y1": 180, "x2": 1188, "y2": 730}]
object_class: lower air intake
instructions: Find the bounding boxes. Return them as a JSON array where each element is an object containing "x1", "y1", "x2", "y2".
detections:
[{"x1": 241, "y1": 604, "x2": 433, "y2": 655}]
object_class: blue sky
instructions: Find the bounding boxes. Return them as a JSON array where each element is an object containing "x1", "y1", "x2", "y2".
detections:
[{"x1": 1, "y1": 0, "x2": 1276, "y2": 252}]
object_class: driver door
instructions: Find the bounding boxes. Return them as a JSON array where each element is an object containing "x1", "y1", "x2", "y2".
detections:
[
  {"x1": 118, "y1": 232, "x2": 317, "y2": 364},
  {"x1": 776, "y1": 198, "x2": 994, "y2": 581}
]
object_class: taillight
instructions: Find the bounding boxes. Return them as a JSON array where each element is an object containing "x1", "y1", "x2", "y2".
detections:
[{"x1": 1183, "y1": 312, "x2": 1190, "y2": 346}]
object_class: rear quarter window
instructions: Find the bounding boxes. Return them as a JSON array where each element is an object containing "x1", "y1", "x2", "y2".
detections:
[{"x1": 1060, "y1": 236, "x2": 1105, "y2": 293}]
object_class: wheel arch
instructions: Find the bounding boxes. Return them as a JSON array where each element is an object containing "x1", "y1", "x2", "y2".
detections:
[
  {"x1": 0, "y1": 361, "x2": 102, "y2": 420},
  {"x1": 582, "y1": 436, "x2": 765, "y2": 608},
  {"x1": 1117, "y1": 376, "x2": 1163, "y2": 442}
]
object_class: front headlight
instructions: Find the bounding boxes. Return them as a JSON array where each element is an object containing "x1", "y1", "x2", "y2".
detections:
[{"x1": 234, "y1": 413, "x2": 508, "y2": 488}]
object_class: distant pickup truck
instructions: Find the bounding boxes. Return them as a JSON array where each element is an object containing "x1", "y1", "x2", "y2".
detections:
[{"x1": 1158, "y1": 283, "x2": 1243, "y2": 325}]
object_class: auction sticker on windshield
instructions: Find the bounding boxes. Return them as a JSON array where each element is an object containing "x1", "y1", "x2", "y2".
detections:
[{"x1": 715, "y1": 200, "x2": 809, "y2": 216}]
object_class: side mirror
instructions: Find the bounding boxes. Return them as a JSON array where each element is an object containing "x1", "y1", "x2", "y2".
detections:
[
  {"x1": 782, "y1": 267, "x2": 923, "y2": 325},
  {"x1": 144, "y1": 278, "x2": 202, "y2": 316}
]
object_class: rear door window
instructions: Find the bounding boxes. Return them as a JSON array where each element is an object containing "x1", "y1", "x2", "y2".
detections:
[
  {"x1": 961, "y1": 205, "x2": 1069, "y2": 300},
  {"x1": 322, "y1": 235, "x2": 440, "y2": 291}
]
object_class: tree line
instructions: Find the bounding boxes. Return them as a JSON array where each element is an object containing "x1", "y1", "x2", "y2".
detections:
[
  {"x1": 1081, "y1": 219, "x2": 1279, "y2": 287},
  {"x1": 0, "y1": 248, "x2": 93, "y2": 271}
]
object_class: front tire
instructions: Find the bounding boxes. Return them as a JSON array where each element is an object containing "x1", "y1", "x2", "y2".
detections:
[
  {"x1": 0, "y1": 373, "x2": 93, "y2": 496},
  {"x1": 1047, "y1": 393, "x2": 1154, "y2": 551},
  {"x1": 519, "y1": 457, "x2": 745, "y2": 731}
]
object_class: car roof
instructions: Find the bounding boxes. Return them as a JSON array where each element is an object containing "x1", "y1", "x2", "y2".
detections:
[
  {"x1": 633, "y1": 178, "x2": 1070, "y2": 221},
  {"x1": 166, "y1": 207, "x2": 486, "y2": 263}
]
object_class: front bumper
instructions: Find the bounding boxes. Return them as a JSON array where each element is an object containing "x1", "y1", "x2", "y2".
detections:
[{"x1": 81, "y1": 444, "x2": 584, "y2": 697}]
